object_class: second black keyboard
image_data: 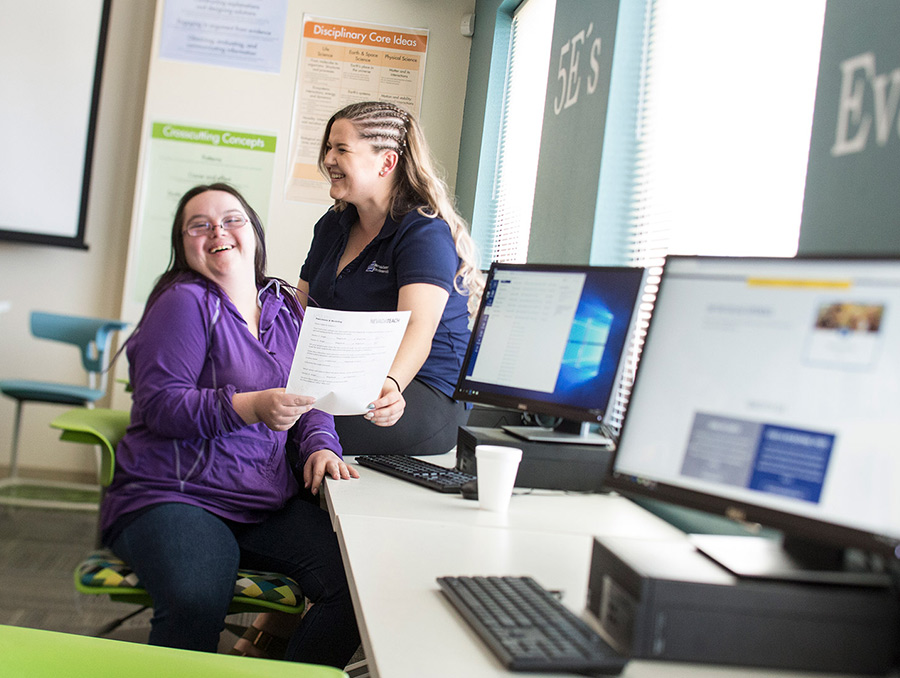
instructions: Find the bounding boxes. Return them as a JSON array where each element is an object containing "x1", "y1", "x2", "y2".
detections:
[
  {"x1": 437, "y1": 575, "x2": 628, "y2": 674},
  {"x1": 354, "y1": 454, "x2": 475, "y2": 493}
]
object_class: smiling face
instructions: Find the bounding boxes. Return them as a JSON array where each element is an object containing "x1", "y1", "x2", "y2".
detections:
[
  {"x1": 322, "y1": 118, "x2": 395, "y2": 209},
  {"x1": 181, "y1": 190, "x2": 257, "y2": 287}
]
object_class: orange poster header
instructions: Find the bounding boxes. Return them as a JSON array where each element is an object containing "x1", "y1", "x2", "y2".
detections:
[{"x1": 304, "y1": 21, "x2": 428, "y2": 53}]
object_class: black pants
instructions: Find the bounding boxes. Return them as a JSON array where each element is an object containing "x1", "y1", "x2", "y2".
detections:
[{"x1": 335, "y1": 378, "x2": 469, "y2": 455}]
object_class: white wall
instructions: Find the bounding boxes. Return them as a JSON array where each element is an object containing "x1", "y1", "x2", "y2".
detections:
[
  {"x1": 0, "y1": 0, "x2": 475, "y2": 479},
  {"x1": 0, "y1": 0, "x2": 154, "y2": 480}
]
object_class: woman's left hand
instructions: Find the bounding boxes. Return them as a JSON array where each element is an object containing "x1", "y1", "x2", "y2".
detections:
[
  {"x1": 363, "y1": 379, "x2": 407, "y2": 427},
  {"x1": 304, "y1": 449, "x2": 359, "y2": 495}
]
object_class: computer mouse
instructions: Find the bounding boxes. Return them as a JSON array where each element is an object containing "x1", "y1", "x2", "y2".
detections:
[{"x1": 460, "y1": 478, "x2": 478, "y2": 500}]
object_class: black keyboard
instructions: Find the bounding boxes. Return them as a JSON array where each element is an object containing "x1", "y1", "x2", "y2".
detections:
[
  {"x1": 437, "y1": 575, "x2": 627, "y2": 675},
  {"x1": 354, "y1": 454, "x2": 475, "y2": 493}
]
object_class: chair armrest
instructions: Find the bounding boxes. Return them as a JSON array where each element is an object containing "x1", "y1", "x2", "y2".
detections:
[
  {"x1": 95, "y1": 321, "x2": 131, "y2": 355},
  {"x1": 50, "y1": 408, "x2": 130, "y2": 487}
]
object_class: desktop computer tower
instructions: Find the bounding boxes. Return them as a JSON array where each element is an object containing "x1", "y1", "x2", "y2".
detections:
[
  {"x1": 585, "y1": 536, "x2": 900, "y2": 674},
  {"x1": 455, "y1": 425, "x2": 613, "y2": 492}
]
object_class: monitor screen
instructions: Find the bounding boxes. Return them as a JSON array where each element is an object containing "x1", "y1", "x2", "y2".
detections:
[
  {"x1": 455, "y1": 263, "x2": 646, "y2": 444},
  {"x1": 606, "y1": 256, "x2": 900, "y2": 569}
]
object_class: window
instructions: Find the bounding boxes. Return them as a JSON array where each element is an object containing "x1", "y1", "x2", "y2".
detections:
[
  {"x1": 473, "y1": 1, "x2": 828, "y2": 430},
  {"x1": 484, "y1": 0, "x2": 556, "y2": 264},
  {"x1": 476, "y1": 0, "x2": 827, "y2": 268},
  {"x1": 602, "y1": 0, "x2": 826, "y2": 429},
  {"x1": 625, "y1": 0, "x2": 827, "y2": 268}
]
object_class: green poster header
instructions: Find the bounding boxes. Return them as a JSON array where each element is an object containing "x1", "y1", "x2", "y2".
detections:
[{"x1": 151, "y1": 122, "x2": 276, "y2": 153}]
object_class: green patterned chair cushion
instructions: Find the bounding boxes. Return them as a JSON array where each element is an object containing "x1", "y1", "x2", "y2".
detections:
[
  {"x1": 76, "y1": 550, "x2": 304, "y2": 608},
  {"x1": 233, "y1": 570, "x2": 303, "y2": 606}
]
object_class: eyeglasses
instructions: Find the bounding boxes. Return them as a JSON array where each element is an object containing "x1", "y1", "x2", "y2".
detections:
[{"x1": 183, "y1": 215, "x2": 249, "y2": 237}]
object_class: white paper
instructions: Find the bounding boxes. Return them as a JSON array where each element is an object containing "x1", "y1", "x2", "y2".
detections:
[{"x1": 286, "y1": 307, "x2": 410, "y2": 415}]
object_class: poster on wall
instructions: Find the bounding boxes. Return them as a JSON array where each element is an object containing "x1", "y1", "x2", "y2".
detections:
[
  {"x1": 284, "y1": 15, "x2": 428, "y2": 204},
  {"x1": 129, "y1": 121, "x2": 277, "y2": 305},
  {"x1": 158, "y1": 0, "x2": 288, "y2": 73}
]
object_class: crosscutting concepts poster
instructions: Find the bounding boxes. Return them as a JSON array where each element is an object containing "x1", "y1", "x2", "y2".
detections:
[
  {"x1": 285, "y1": 15, "x2": 428, "y2": 203},
  {"x1": 130, "y1": 121, "x2": 277, "y2": 304}
]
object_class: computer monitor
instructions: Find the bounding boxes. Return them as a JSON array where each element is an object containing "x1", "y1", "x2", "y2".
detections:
[
  {"x1": 455, "y1": 262, "x2": 647, "y2": 445},
  {"x1": 606, "y1": 255, "x2": 900, "y2": 581}
]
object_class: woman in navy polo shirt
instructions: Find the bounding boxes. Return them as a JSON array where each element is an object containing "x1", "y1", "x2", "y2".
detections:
[{"x1": 298, "y1": 101, "x2": 484, "y2": 456}]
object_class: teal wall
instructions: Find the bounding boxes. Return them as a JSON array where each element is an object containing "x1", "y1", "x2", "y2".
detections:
[
  {"x1": 799, "y1": 0, "x2": 900, "y2": 255},
  {"x1": 527, "y1": 0, "x2": 619, "y2": 264}
]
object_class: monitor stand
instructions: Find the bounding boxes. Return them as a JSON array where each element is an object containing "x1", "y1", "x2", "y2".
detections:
[
  {"x1": 688, "y1": 533, "x2": 892, "y2": 587},
  {"x1": 502, "y1": 419, "x2": 613, "y2": 446}
]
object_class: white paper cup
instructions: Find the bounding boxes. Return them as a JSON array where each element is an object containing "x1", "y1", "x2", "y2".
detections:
[{"x1": 475, "y1": 445, "x2": 523, "y2": 512}]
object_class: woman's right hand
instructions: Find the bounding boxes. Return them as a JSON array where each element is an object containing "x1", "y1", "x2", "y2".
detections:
[
  {"x1": 232, "y1": 388, "x2": 316, "y2": 431},
  {"x1": 363, "y1": 378, "x2": 407, "y2": 427}
]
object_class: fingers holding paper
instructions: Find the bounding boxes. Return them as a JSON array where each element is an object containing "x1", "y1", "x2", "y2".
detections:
[
  {"x1": 364, "y1": 380, "x2": 407, "y2": 426},
  {"x1": 232, "y1": 388, "x2": 316, "y2": 431}
]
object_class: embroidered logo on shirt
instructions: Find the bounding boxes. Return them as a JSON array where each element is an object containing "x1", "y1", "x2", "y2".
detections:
[{"x1": 365, "y1": 261, "x2": 390, "y2": 274}]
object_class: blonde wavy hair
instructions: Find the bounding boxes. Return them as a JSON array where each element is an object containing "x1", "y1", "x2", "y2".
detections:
[{"x1": 318, "y1": 101, "x2": 484, "y2": 317}]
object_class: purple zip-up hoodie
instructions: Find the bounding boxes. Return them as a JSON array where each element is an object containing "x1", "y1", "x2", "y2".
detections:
[{"x1": 100, "y1": 279, "x2": 341, "y2": 538}]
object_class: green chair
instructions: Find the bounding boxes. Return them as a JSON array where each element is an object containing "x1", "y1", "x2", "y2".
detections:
[
  {"x1": 51, "y1": 407, "x2": 128, "y2": 488},
  {"x1": 0, "y1": 624, "x2": 348, "y2": 678},
  {"x1": 50, "y1": 408, "x2": 306, "y2": 636},
  {"x1": 0, "y1": 311, "x2": 129, "y2": 508}
]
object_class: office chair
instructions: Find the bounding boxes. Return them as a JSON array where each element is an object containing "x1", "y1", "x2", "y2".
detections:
[
  {"x1": 0, "y1": 624, "x2": 348, "y2": 678},
  {"x1": 50, "y1": 408, "x2": 307, "y2": 637},
  {"x1": 0, "y1": 311, "x2": 129, "y2": 508}
]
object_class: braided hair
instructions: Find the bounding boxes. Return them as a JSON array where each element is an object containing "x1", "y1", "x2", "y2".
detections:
[{"x1": 318, "y1": 101, "x2": 484, "y2": 317}]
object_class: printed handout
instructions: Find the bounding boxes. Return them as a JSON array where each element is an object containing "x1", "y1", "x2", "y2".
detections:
[{"x1": 286, "y1": 307, "x2": 410, "y2": 415}]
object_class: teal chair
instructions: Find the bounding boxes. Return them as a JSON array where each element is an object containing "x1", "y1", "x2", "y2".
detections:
[
  {"x1": 50, "y1": 408, "x2": 306, "y2": 637},
  {"x1": 0, "y1": 311, "x2": 129, "y2": 507},
  {"x1": 0, "y1": 624, "x2": 348, "y2": 678}
]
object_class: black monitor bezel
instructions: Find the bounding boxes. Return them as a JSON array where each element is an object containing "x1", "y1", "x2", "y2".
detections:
[
  {"x1": 454, "y1": 261, "x2": 646, "y2": 426},
  {"x1": 604, "y1": 254, "x2": 900, "y2": 560}
]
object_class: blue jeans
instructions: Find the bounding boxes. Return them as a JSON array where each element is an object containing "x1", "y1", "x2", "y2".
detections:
[{"x1": 110, "y1": 498, "x2": 359, "y2": 667}]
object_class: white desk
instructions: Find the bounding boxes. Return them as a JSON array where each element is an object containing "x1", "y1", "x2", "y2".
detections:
[
  {"x1": 334, "y1": 514, "x2": 864, "y2": 678},
  {"x1": 326, "y1": 456, "x2": 882, "y2": 678},
  {"x1": 335, "y1": 514, "x2": 595, "y2": 678},
  {"x1": 325, "y1": 453, "x2": 684, "y2": 541}
]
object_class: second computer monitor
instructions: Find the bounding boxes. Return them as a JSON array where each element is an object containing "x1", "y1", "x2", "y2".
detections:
[{"x1": 455, "y1": 263, "x2": 646, "y2": 444}]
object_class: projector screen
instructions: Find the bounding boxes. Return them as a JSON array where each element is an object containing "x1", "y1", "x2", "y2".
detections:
[{"x1": 0, "y1": 0, "x2": 110, "y2": 248}]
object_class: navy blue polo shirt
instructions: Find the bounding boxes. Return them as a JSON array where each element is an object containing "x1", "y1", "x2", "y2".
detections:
[{"x1": 300, "y1": 205, "x2": 471, "y2": 397}]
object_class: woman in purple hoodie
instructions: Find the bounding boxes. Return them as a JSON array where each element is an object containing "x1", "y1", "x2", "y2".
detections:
[{"x1": 100, "y1": 183, "x2": 360, "y2": 667}]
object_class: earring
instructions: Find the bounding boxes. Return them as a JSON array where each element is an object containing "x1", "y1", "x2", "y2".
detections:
[{"x1": 379, "y1": 169, "x2": 387, "y2": 177}]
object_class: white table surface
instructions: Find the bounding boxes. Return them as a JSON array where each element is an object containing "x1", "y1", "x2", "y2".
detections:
[
  {"x1": 325, "y1": 452, "x2": 685, "y2": 541},
  {"x1": 335, "y1": 514, "x2": 594, "y2": 678},
  {"x1": 324, "y1": 453, "x2": 885, "y2": 678},
  {"x1": 333, "y1": 513, "x2": 867, "y2": 678}
]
